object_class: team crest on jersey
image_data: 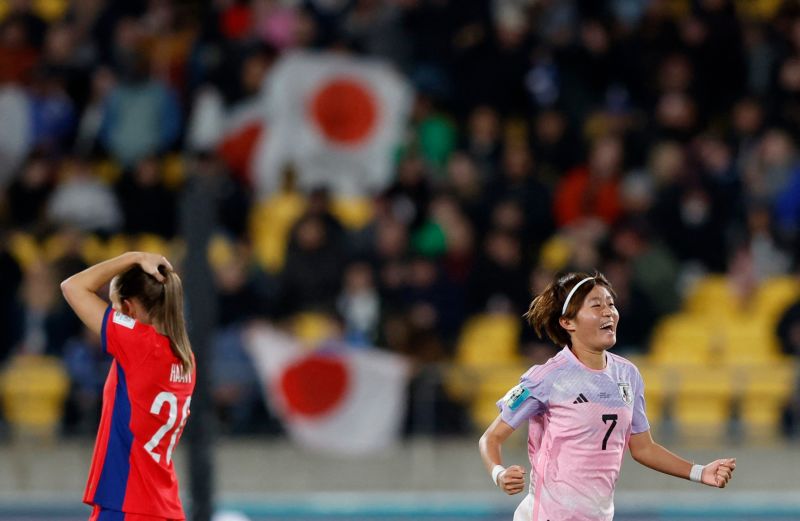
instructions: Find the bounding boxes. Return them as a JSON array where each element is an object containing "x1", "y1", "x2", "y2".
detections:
[
  {"x1": 617, "y1": 382, "x2": 633, "y2": 405},
  {"x1": 504, "y1": 384, "x2": 530, "y2": 411},
  {"x1": 112, "y1": 311, "x2": 136, "y2": 329}
]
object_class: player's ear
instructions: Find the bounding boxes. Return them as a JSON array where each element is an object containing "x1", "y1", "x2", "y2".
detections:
[
  {"x1": 121, "y1": 299, "x2": 135, "y2": 318},
  {"x1": 559, "y1": 316, "x2": 576, "y2": 333}
]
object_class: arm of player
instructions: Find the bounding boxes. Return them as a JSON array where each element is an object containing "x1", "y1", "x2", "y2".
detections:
[
  {"x1": 478, "y1": 415, "x2": 526, "y2": 495},
  {"x1": 61, "y1": 251, "x2": 172, "y2": 335},
  {"x1": 629, "y1": 430, "x2": 736, "y2": 488}
]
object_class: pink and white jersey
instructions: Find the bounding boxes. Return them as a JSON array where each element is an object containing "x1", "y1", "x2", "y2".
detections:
[{"x1": 497, "y1": 346, "x2": 649, "y2": 521}]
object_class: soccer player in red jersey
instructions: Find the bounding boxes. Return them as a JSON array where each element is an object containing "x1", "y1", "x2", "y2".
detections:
[{"x1": 61, "y1": 252, "x2": 195, "y2": 521}]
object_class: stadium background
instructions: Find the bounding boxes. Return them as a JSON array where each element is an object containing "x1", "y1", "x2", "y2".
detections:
[{"x1": 0, "y1": 0, "x2": 799, "y2": 519}]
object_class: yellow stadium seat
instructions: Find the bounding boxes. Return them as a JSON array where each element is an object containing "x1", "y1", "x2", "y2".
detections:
[
  {"x1": 208, "y1": 234, "x2": 236, "y2": 268},
  {"x1": 637, "y1": 365, "x2": 667, "y2": 428},
  {"x1": 473, "y1": 395, "x2": 504, "y2": 430},
  {"x1": 7, "y1": 232, "x2": 41, "y2": 270},
  {"x1": 468, "y1": 363, "x2": 529, "y2": 429},
  {"x1": 753, "y1": 276, "x2": 800, "y2": 325},
  {"x1": 330, "y1": 197, "x2": 374, "y2": 230},
  {"x1": 740, "y1": 364, "x2": 797, "y2": 440},
  {"x1": 34, "y1": 0, "x2": 68, "y2": 21},
  {"x1": 735, "y1": 0, "x2": 784, "y2": 20},
  {"x1": 0, "y1": 355, "x2": 70, "y2": 442},
  {"x1": 672, "y1": 367, "x2": 734, "y2": 441},
  {"x1": 250, "y1": 192, "x2": 307, "y2": 273},
  {"x1": 649, "y1": 314, "x2": 715, "y2": 366},
  {"x1": 133, "y1": 234, "x2": 171, "y2": 257},
  {"x1": 80, "y1": 234, "x2": 107, "y2": 265},
  {"x1": 106, "y1": 235, "x2": 131, "y2": 260},
  {"x1": 685, "y1": 275, "x2": 742, "y2": 318},
  {"x1": 719, "y1": 319, "x2": 782, "y2": 366},
  {"x1": 291, "y1": 312, "x2": 339, "y2": 346},
  {"x1": 456, "y1": 314, "x2": 522, "y2": 368},
  {"x1": 95, "y1": 158, "x2": 121, "y2": 185},
  {"x1": 162, "y1": 154, "x2": 185, "y2": 189}
]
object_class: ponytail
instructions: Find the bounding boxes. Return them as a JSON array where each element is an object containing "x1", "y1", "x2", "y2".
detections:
[
  {"x1": 523, "y1": 271, "x2": 615, "y2": 347},
  {"x1": 113, "y1": 264, "x2": 194, "y2": 375},
  {"x1": 159, "y1": 268, "x2": 194, "y2": 375}
]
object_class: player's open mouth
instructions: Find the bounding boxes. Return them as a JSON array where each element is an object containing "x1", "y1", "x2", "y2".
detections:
[{"x1": 600, "y1": 322, "x2": 615, "y2": 331}]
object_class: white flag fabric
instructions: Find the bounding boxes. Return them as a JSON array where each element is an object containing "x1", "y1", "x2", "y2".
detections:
[
  {"x1": 244, "y1": 325, "x2": 411, "y2": 455},
  {"x1": 254, "y1": 50, "x2": 412, "y2": 197}
]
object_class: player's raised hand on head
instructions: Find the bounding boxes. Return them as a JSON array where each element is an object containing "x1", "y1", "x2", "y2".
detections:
[
  {"x1": 701, "y1": 458, "x2": 736, "y2": 488},
  {"x1": 498, "y1": 465, "x2": 526, "y2": 495},
  {"x1": 137, "y1": 252, "x2": 173, "y2": 283}
]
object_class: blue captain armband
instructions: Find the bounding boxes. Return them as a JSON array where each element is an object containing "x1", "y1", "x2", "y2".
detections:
[{"x1": 504, "y1": 384, "x2": 531, "y2": 411}]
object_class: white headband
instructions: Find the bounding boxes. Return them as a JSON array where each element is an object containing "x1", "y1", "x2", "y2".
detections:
[{"x1": 561, "y1": 277, "x2": 594, "y2": 316}]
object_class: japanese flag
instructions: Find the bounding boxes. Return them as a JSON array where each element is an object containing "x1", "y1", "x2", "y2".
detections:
[
  {"x1": 254, "y1": 50, "x2": 412, "y2": 197},
  {"x1": 244, "y1": 326, "x2": 410, "y2": 455}
]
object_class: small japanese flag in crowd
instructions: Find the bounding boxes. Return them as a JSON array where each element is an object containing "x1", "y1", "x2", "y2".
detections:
[
  {"x1": 244, "y1": 326, "x2": 410, "y2": 455},
  {"x1": 253, "y1": 50, "x2": 413, "y2": 197}
]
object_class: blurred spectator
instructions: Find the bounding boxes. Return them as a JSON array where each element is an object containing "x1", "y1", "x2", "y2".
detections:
[
  {"x1": 213, "y1": 240, "x2": 270, "y2": 325},
  {"x1": 0, "y1": 83, "x2": 32, "y2": 187},
  {"x1": 8, "y1": 259, "x2": 81, "y2": 357},
  {"x1": 116, "y1": 155, "x2": 177, "y2": 238},
  {"x1": 0, "y1": 15, "x2": 40, "y2": 84},
  {"x1": 0, "y1": 237, "x2": 23, "y2": 363},
  {"x1": 62, "y1": 326, "x2": 110, "y2": 434},
  {"x1": 462, "y1": 105, "x2": 501, "y2": 179},
  {"x1": 485, "y1": 140, "x2": 555, "y2": 251},
  {"x1": 532, "y1": 109, "x2": 579, "y2": 185},
  {"x1": 75, "y1": 66, "x2": 116, "y2": 155},
  {"x1": 28, "y1": 68, "x2": 77, "y2": 152},
  {"x1": 211, "y1": 325, "x2": 264, "y2": 435},
  {"x1": 6, "y1": 153, "x2": 54, "y2": 228},
  {"x1": 337, "y1": 261, "x2": 381, "y2": 346},
  {"x1": 277, "y1": 213, "x2": 346, "y2": 315},
  {"x1": 467, "y1": 228, "x2": 529, "y2": 315},
  {"x1": 46, "y1": 156, "x2": 122, "y2": 234},
  {"x1": 384, "y1": 153, "x2": 432, "y2": 230},
  {"x1": 609, "y1": 220, "x2": 681, "y2": 316},
  {"x1": 744, "y1": 129, "x2": 800, "y2": 243},
  {"x1": 402, "y1": 255, "x2": 464, "y2": 353},
  {"x1": 99, "y1": 49, "x2": 181, "y2": 166},
  {"x1": 554, "y1": 134, "x2": 624, "y2": 228}
]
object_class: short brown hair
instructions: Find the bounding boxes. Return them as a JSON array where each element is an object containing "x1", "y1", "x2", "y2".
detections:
[{"x1": 523, "y1": 271, "x2": 616, "y2": 346}]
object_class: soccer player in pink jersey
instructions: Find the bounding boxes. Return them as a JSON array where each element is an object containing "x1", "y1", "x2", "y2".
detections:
[
  {"x1": 61, "y1": 252, "x2": 195, "y2": 521},
  {"x1": 479, "y1": 272, "x2": 736, "y2": 521}
]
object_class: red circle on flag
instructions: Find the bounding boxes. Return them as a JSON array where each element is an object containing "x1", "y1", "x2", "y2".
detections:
[
  {"x1": 310, "y1": 78, "x2": 377, "y2": 145},
  {"x1": 280, "y1": 355, "x2": 349, "y2": 417}
]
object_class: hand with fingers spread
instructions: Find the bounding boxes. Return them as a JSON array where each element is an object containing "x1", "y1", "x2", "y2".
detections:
[
  {"x1": 137, "y1": 252, "x2": 174, "y2": 283},
  {"x1": 497, "y1": 465, "x2": 527, "y2": 495},
  {"x1": 701, "y1": 458, "x2": 736, "y2": 488}
]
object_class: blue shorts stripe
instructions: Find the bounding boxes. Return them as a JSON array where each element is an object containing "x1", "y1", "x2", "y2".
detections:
[
  {"x1": 94, "y1": 364, "x2": 133, "y2": 510},
  {"x1": 100, "y1": 306, "x2": 112, "y2": 354}
]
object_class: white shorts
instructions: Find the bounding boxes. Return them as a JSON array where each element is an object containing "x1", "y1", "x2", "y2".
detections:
[{"x1": 513, "y1": 491, "x2": 535, "y2": 521}]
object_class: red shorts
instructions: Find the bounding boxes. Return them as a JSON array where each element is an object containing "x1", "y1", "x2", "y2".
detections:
[{"x1": 89, "y1": 505, "x2": 181, "y2": 521}]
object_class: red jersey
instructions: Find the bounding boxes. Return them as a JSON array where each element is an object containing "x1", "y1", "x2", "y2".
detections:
[{"x1": 84, "y1": 306, "x2": 195, "y2": 518}]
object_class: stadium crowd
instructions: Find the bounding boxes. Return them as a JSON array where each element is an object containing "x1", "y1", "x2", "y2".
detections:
[{"x1": 0, "y1": 0, "x2": 799, "y2": 437}]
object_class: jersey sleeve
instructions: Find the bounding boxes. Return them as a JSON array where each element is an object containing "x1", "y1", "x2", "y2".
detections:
[
  {"x1": 101, "y1": 305, "x2": 150, "y2": 371},
  {"x1": 496, "y1": 366, "x2": 552, "y2": 429},
  {"x1": 631, "y1": 368, "x2": 651, "y2": 434}
]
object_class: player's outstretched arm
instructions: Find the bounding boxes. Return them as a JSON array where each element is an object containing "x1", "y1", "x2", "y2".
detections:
[
  {"x1": 61, "y1": 251, "x2": 172, "y2": 335},
  {"x1": 478, "y1": 415, "x2": 526, "y2": 495},
  {"x1": 629, "y1": 430, "x2": 736, "y2": 488}
]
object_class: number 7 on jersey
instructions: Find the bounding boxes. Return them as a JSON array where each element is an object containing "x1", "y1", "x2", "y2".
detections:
[{"x1": 601, "y1": 414, "x2": 618, "y2": 450}]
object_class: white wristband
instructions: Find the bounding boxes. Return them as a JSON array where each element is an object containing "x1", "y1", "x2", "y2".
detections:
[
  {"x1": 689, "y1": 464, "x2": 704, "y2": 483},
  {"x1": 491, "y1": 464, "x2": 506, "y2": 486}
]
